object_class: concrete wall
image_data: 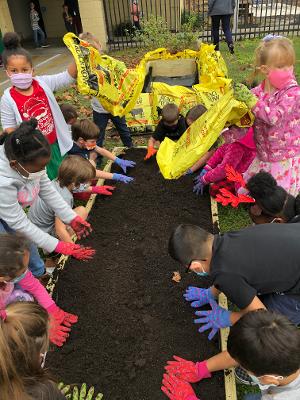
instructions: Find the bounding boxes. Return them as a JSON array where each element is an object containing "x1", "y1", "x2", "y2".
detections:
[
  {"x1": 7, "y1": 0, "x2": 32, "y2": 39},
  {"x1": 40, "y1": 0, "x2": 66, "y2": 39},
  {"x1": 0, "y1": 0, "x2": 14, "y2": 34}
]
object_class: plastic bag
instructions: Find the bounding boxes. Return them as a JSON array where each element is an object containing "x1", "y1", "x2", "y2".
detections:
[{"x1": 125, "y1": 93, "x2": 156, "y2": 132}]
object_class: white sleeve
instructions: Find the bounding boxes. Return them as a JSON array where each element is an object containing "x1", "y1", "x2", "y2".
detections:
[
  {"x1": 38, "y1": 71, "x2": 75, "y2": 93},
  {"x1": 0, "y1": 95, "x2": 18, "y2": 129}
]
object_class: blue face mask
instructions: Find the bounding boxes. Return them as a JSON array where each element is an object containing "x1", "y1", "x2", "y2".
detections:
[
  {"x1": 248, "y1": 373, "x2": 283, "y2": 391},
  {"x1": 196, "y1": 271, "x2": 209, "y2": 277},
  {"x1": 9, "y1": 269, "x2": 28, "y2": 284},
  {"x1": 72, "y1": 183, "x2": 90, "y2": 193}
]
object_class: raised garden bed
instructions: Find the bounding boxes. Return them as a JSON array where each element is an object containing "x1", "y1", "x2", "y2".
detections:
[{"x1": 47, "y1": 148, "x2": 225, "y2": 400}]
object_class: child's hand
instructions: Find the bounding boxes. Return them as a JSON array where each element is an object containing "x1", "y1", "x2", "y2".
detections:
[
  {"x1": 55, "y1": 242, "x2": 96, "y2": 261},
  {"x1": 59, "y1": 382, "x2": 104, "y2": 399},
  {"x1": 193, "y1": 178, "x2": 206, "y2": 196},
  {"x1": 112, "y1": 173, "x2": 134, "y2": 184},
  {"x1": 194, "y1": 300, "x2": 232, "y2": 340},
  {"x1": 161, "y1": 373, "x2": 199, "y2": 400},
  {"x1": 144, "y1": 145, "x2": 157, "y2": 160},
  {"x1": 184, "y1": 169, "x2": 193, "y2": 175},
  {"x1": 47, "y1": 304, "x2": 78, "y2": 328},
  {"x1": 233, "y1": 83, "x2": 258, "y2": 109},
  {"x1": 165, "y1": 356, "x2": 211, "y2": 383},
  {"x1": 114, "y1": 157, "x2": 136, "y2": 174},
  {"x1": 184, "y1": 287, "x2": 215, "y2": 308},
  {"x1": 70, "y1": 215, "x2": 92, "y2": 239},
  {"x1": 49, "y1": 319, "x2": 70, "y2": 347},
  {"x1": 91, "y1": 185, "x2": 115, "y2": 196}
]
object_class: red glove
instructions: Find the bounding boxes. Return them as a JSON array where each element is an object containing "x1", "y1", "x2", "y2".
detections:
[
  {"x1": 161, "y1": 373, "x2": 199, "y2": 400},
  {"x1": 49, "y1": 319, "x2": 71, "y2": 347},
  {"x1": 70, "y1": 215, "x2": 92, "y2": 239},
  {"x1": 144, "y1": 145, "x2": 157, "y2": 160},
  {"x1": 165, "y1": 357, "x2": 211, "y2": 383},
  {"x1": 91, "y1": 185, "x2": 115, "y2": 196},
  {"x1": 55, "y1": 241, "x2": 95, "y2": 261},
  {"x1": 47, "y1": 304, "x2": 78, "y2": 328}
]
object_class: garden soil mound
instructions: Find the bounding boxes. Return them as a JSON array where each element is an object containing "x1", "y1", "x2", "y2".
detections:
[{"x1": 48, "y1": 148, "x2": 225, "y2": 400}]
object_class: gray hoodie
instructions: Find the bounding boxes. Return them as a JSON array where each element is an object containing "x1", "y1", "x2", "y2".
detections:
[
  {"x1": 208, "y1": 0, "x2": 235, "y2": 16},
  {"x1": 0, "y1": 146, "x2": 76, "y2": 253}
]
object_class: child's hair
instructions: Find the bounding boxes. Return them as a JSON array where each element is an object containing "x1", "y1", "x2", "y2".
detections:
[
  {"x1": 0, "y1": 301, "x2": 54, "y2": 400},
  {"x1": 58, "y1": 155, "x2": 96, "y2": 188},
  {"x1": 247, "y1": 171, "x2": 300, "y2": 222},
  {"x1": 71, "y1": 119, "x2": 100, "y2": 141},
  {"x1": 60, "y1": 103, "x2": 78, "y2": 124},
  {"x1": 186, "y1": 104, "x2": 207, "y2": 123},
  {"x1": 79, "y1": 32, "x2": 101, "y2": 50},
  {"x1": 0, "y1": 233, "x2": 30, "y2": 279},
  {"x1": 0, "y1": 119, "x2": 51, "y2": 164},
  {"x1": 168, "y1": 224, "x2": 213, "y2": 265},
  {"x1": 2, "y1": 32, "x2": 32, "y2": 69},
  {"x1": 161, "y1": 104, "x2": 180, "y2": 124},
  {"x1": 227, "y1": 310, "x2": 300, "y2": 377},
  {"x1": 253, "y1": 36, "x2": 296, "y2": 77}
]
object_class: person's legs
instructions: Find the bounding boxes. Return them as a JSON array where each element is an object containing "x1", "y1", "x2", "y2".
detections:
[
  {"x1": 243, "y1": 395, "x2": 262, "y2": 400},
  {"x1": 221, "y1": 15, "x2": 234, "y2": 54},
  {"x1": 93, "y1": 111, "x2": 110, "y2": 148},
  {"x1": 260, "y1": 293, "x2": 300, "y2": 326},
  {"x1": 33, "y1": 29, "x2": 39, "y2": 47},
  {"x1": 111, "y1": 115, "x2": 133, "y2": 147},
  {"x1": 37, "y1": 27, "x2": 47, "y2": 47},
  {"x1": 211, "y1": 15, "x2": 221, "y2": 50}
]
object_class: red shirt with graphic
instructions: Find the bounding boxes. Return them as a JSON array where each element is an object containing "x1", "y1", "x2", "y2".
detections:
[{"x1": 10, "y1": 79, "x2": 57, "y2": 144}]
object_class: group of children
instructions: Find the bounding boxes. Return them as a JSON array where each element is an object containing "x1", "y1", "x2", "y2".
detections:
[{"x1": 0, "y1": 27, "x2": 299, "y2": 400}]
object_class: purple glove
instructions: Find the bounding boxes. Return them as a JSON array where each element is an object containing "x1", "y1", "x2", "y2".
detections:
[
  {"x1": 114, "y1": 157, "x2": 136, "y2": 174},
  {"x1": 194, "y1": 300, "x2": 232, "y2": 340},
  {"x1": 193, "y1": 168, "x2": 208, "y2": 184},
  {"x1": 185, "y1": 168, "x2": 193, "y2": 175},
  {"x1": 112, "y1": 173, "x2": 134, "y2": 184},
  {"x1": 184, "y1": 287, "x2": 215, "y2": 308},
  {"x1": 193, "y1": 176, "x2": 206, "y2": 195}
]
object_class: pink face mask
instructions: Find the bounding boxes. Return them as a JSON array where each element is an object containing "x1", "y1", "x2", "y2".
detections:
[
  {"x1": 8, "y1": 72, "x2": 33, "y2": 90},
  {"x1": 268, "y1": 67, "x2": 295, "y2": 90}
]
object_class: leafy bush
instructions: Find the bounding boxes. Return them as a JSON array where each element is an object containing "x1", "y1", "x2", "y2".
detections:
[
  {"x1": 181, "y1": 11, "x2": 204, "y2": 30},
  {"x1": 114, "y1": 21, "x2": 136, "y2": 37}
]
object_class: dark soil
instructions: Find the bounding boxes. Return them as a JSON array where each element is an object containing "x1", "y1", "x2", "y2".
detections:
[{"x1": 47, "y1": 148, "x2": 225, "y2": 400}]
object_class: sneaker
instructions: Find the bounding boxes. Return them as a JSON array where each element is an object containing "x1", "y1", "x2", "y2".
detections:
[
  {"x1": 235, "y1": 366, "x2": 256, "y2": 386},
  {"x1": 228, "y1": 43, "x2": 235, "y2": 54},
  {"x1": 41, "y1": 44, "x2": 50, "y2": 48}
]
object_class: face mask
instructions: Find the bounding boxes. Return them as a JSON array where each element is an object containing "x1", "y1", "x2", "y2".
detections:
[
  {"x1": 17, "y1": 163, "x2": 46, "y2": 181},
  {"x1": 249, "y1": 373, "x2": 283, "y2": 391},
  {"x1": 9, "y1": 269, "x2": 28, "y2": 284},
  {"x1": 193, "y1": 262, "x2": 209, "y2": 277},
  {"x1": 84, "y1": 141, "x2": 96, "y2": 151},
  {"x1": 9, "y1": 72, "x2": 33, "y2": 90},
  {"x1": 72, "y1": 183, "x2": 89, "y2": 193},
  {"x1": 268, "y1": 67, "x2": 295, "y2": 90}
]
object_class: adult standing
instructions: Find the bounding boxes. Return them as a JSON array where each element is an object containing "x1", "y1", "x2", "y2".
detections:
[
  {"x1": 208, "y1": 0, "x2": 235, "y2": 54},
  {"x1": 62, "y1": 4, "x2": 75, "y2": 33},
  {"x1": 130, "y1": 0, "x2": 141, "y2": 30},
  {"x1": 29, "y1": 2, "x2": 49, "y2": 49}
]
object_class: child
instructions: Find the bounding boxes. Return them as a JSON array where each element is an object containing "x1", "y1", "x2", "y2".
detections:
[
  {"x1": 247, "y1": 171, "x2": 300, "y2": 224},
  {"x1": 226, "y1": 35, "x2": 300, "y2": 196},
  {"x1": 193, "y1": 127, "x2": 256, "y2": 196},
  {"x1": 0, "y1": 119, "x2": 94, "y2": 279},
  {"x1": 144, "y1": 103, "x2": 187, "y2": 160},
  {"x1": 0, "y1": 32, "x2": 77, "y2": 180},
  {"x1": 162, "y1": 310, "x2": 300, "y2": 400},
  {"x1": 29, "y1": 2, "x2": 49, "y2": 48},
  {"x1": 0, "y1": 233, "x2": 78, "y2": 347},
  {"x1": 79, "y1": 32, "x2": 133, "y2": 151},
  {"x1": 69, "y1": 119, "x2": 135, "y2": 183},
  {"x1": 28, "y1": 155, "x2": 114, "y2": 244},
  {"x1": 169, "y1": 222, "x2": 300, "y2": 340},
  {"x1": 60, "y1": 103, "x2": 78, "y2": 127}
]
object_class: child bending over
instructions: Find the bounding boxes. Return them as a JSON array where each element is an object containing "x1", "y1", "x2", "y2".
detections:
[
  {"x1": 145, "y1": 104, "x2": 187, "y2": 160},
  {"x1": 162, "y1": 310, "x2": 300, "y2": 400},
  {"x1": 69, "y1": 119, "x2": 135, "y2": 184},
  {"x1": 60, "y1": 103, "x2": 78, "y2": 127},
  {"x1": 193, "y1": 127, "x2": 255, "y2": 196}
]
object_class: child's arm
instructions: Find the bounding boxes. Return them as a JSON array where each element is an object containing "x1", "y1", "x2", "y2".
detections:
[
  {"x1": 229, "y1": 295, "x2": 266, "y2": 325},
  {"x1": 38, "y1": 66, "x2": 77, "y2": 93},
  {"x1": 96, "y1": 169, "x2": 133, "y2": 184},
  {"x1": 189, "y1": 149, "x2": 215, "y2": 173},
  {"x1": 94, "y1": 145, "x2": 116, "y2": 161},
  {"x1": 0, "y1": 95, "x2": 18, "y2": 132},
  {"x1": 55, "y1": 217, "x2": 73, "y2": 243}
]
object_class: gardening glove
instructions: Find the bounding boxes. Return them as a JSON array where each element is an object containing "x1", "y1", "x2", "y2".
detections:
[
  {"x1": 193, "y1": 168, "x2": 208, "y2": 184},
  {"x1": 70, "y1": 215, "x2": 92, "y2": 239},
  {"x1": 193, "y1": 177, "x2": 206, "y2": 196},
  {"x1": 162, "y1": 373, "x2": 200, "y2": 400},
  {"x1": 91, "y1": 185, "x2": 115, "y2": 196},
  {"x1": 165, "y1": 356, "x2": 211, "y2": 383},
  {"x1": 58, "y1": 383, "x2": 104, "y2": 400},
  {"x1": 194, "y1": 300, "x2": 232, "y2": 340},
  {"x1": 47, "y1": 304, "x2": 78, "y2": 328},
  {"x1": 114, "y1": 157, "x2": 136, "y2": 174},
  {"x1": 233, "y1": 83, "x2": 258, "y2": 109},
  {"x1": 55, "y1": 242, "x2": 95, "y2": 261},
  {"x1": 144, "y1": 145, "x2": 157, "y2": 160},
  {"x1": 184, "y1": 168, "x2": 193, "y2": 175},
  {"x1": 184, "y1": 287, "x2": 215, "y2": 308},
  {"x1": 49, "y1": 319, "x2": 70, "y2": 347},
  {"x1": 112, "y1": 173, "x2": 134, "y2": 184}
]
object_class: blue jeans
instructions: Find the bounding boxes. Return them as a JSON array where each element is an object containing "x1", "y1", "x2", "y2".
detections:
[
  {"x1": 244, "y1": 395, "x2": 262, "y2": 400},
  {"x1": 211, "y1": 15, "x2": 233, "y2": 49},
  {"x1": 93, "y1": 111, "x2": 133, "y2": 148},
  {"x1": 260, "y1": 293, "x2": 300, "y2": 326},
  {"x1": 0, "y1": 220, "x2": 45, "y2": 277},
  {"x1": 33, "y1": 27, "x2": 45, "y2": 47}
]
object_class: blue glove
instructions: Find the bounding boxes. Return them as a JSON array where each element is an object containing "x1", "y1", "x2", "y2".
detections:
[
  {"x1": 184, "y1": 287, "x2": 215, "y2": 308},
  {"x1": 112, "y1": 173, "x2": 134, "y2": 184},
  {"x1": 114, "y1": 157, "x2": 136, "y2": 174},
  {"x1": 185, "y1": 168, "x2": 193, "y2": 175},
  {"x1": 193, "y1": 177, "x2": 206, "y2": 195},
  {"x1": 194, "y1": 300, "x2": 232, "y2": 340}
]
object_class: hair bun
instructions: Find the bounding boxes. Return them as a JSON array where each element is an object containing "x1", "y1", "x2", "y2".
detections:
[
  {"x1": 3, "y1": 32, "x2": 21, "y2": 50},
  {"x1": 16, "y1": 119, "x2": 38, "y2": 139},
  {"x1": 247, "y1": 171, "x2": 278, "y2": 197}
]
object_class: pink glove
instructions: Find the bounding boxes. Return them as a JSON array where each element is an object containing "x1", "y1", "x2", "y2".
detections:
[
  {"x1": 161, "y1": 373, "x2": 200, "y2": 400},
  {"x1": 165, "y1": 357, "x2": 211, "y2": 383},
  {"x1": 49, "y1": 319, "x2": 71, "y2": 347},
  {"x1": 47, "y1": 304, "x2": 78, "y2": 328},
  {"x1": 91, "y1": 185, "x2": 115, "y2": 196},
  {"x1": 55, "y1": 241, "x2": 95, "y2": 261},
  {"x1": 70, "y1": 215, "x2": 92, "y2": 239}
]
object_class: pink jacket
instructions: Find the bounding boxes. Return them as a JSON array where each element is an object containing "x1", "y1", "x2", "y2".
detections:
[
  {"x1": 203, "y1": 128, "x2": 255, "y2": 184},
  {"x1": 223, "y1": 80, "x2": 300, "y2": 162}
]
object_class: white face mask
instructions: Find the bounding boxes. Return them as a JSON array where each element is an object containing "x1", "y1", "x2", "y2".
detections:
[
  {"x1": 17, "y1": 163, "x2": 46, "y2": 181},
  {"x1": 249, "y1": 373, "x2": 284, "y2": 390},
  {"x1": 72, "y1": 183, "x2": 89, "y2": 193}
]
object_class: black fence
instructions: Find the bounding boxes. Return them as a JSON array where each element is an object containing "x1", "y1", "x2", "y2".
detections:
[{"x1": 103, "y1": 0, "x2": 300, "y2": 50}]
